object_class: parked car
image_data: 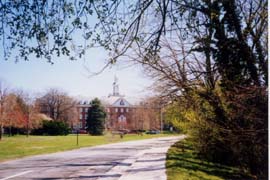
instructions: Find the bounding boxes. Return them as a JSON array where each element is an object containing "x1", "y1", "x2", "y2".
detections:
[
  {"x1": 71, "y1": 129, "x2": 88, "y2": 134},
  {"x1": 79, "y1": 130, "x2": 88, "y2": 134},
  {"x1": 146, "y1": 130, "x2": 160, "y2": 134},
  {"x1": 118, "y1": 129, "x2": 130, "y2": 134}
]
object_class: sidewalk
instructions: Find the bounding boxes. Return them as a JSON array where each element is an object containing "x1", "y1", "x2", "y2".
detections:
[
  {"x1": 98, "y1": 135, "x2": 186, "y2": 180},
  {"x1": 119, "y1": 146, "x2": 169, "y2": 180}
]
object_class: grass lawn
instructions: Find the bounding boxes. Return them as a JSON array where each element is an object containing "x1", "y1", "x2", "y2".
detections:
[
  {"x1": 166, "y1": 139, "x2": 253, "y2": 180},
  {"x1": 0, "y1": 133, "x2": 174, "y2": 162}
]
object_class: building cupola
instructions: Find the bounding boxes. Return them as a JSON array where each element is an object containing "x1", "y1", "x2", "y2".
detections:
[{"x1": 113, "y1": 76, "x2": 120, "y2": 96}]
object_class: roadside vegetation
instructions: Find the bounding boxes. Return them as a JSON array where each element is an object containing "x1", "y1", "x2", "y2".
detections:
[
  {"x1": 0, "y1": 133, "x2": 175, "y2": 162},
  {"x1": 166, "y1": 139, "x2": 254, "y2": 180}
]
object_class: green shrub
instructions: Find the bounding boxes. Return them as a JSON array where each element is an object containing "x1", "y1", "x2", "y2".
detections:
[{"x1": 31, "y1": 120, "x2": 70, "y2": 135}]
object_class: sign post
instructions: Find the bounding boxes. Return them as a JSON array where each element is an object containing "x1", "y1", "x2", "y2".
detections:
[
  {"x1": 77, "y1": 129, "x2": 79, "y2": 146},
  {"x1": 75, "y1": 124, "x2": 80, "y2": 146}
]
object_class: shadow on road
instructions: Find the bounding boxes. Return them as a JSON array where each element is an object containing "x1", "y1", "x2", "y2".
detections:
[
  {"x1": 127, "y1": 167, "x2": 165, "y2": 173},
  {"x1": 64, "y1": 162, "x2": 131, "y2": 167},
  {"x1": 33, "y1": 174, "x2": 122, "y2": 179},
  {"x1": 136, "y1": 157, "x2": 166, "y2": 162}
]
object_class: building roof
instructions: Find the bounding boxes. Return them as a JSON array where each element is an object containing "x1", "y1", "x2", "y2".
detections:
[{"x1": 103, "y1": 96, "x2": 132, "y2": 107}]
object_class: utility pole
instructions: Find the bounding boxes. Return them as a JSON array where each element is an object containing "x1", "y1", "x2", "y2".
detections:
[{"x1": 160, "y1": 103, "x2": 163, "y2": 133}]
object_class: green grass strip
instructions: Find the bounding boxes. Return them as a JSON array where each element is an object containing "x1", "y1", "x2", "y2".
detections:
[
  {"x1": 166, "y1": 138, "x2": 253, "y2": 180},
  {"x1": 0, "y1": 133, "x2": 174, "y2": 162}
]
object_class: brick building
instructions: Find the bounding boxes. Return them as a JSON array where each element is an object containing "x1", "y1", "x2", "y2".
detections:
[
  {"x1": 76, "y1": 101, "x2": 91, "y2": 130},
  {"x1": 76, "y1": 77, "x2": 161, "y2": 131},
  {"x1": 104, "y1": 86, "x2": 135, "y2": 131}
]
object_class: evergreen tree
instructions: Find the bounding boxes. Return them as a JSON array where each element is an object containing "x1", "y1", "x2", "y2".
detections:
[{"x1": 86, "y1": 98, "x2": 106, "y2": 135}]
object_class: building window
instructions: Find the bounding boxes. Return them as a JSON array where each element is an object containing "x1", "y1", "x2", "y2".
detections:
[
  {"x1": 79, "y1": 122, "x2": 82, "y2": 128},
  {"x1": 121, "y1": 108, "x2": 124, "y2": 113},
  {"x1": 79, "y1": 114, "x2": 82, "y2": 120},
  {"x1": 80, "y1": 108, "x2": 83, "y2": 113},
  {"x1": 126, "y1": 108, "x2": 129, "y2": 112},
  {"x1": 85, "y1": 114, "x2": 88, "y2": 119},
  {"x1": 118, "y1": 115, "x2": 126, "y2": 123},
  {"x1": 115, "y1": 108, "x2": 118, "y2": 112},
  {"x1": 120, "y1": 100, "x2": 125, "y2": 105}
]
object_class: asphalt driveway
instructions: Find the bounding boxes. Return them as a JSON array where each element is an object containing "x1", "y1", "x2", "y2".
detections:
[{"x1": 0, "y1": 135, "x2": 185, "y2": 180}]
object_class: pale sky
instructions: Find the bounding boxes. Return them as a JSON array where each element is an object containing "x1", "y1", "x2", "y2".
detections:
[
  {"x1": 0, "y1": 47, "x2": 153, "y2": 103},
  {"x1": 0, "y1": 8, "x2": 154, "y2": 103}
]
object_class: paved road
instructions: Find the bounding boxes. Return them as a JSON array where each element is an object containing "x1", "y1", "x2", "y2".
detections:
[{"x1": 0, "y1": 135, "x2": 185, "y2": 180}]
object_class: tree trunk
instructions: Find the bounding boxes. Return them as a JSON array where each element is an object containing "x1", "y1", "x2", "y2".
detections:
[
  {"x1": 9, "y1": 125, "x2": 11, "y2": 137},
  {"x1": 26, "y1": 113, "x2": 29, "y2": 138},
  {"x1": 0, "y1": 124, "x2": 3, "y2": 140}
]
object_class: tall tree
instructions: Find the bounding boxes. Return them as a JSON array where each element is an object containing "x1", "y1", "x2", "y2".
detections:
[
  {"x1": 2, "y1": 91, "x2": 42, "y2": 136},
  {"x1": 0, "y1": 80, "x2": 9, "y2": 140},
  {"x1": 86, "y1": 98, "x2": 106, "y2": 135},
  {"x1": 15, "y1": 91, "x2": 40, "y2": 136},
  {"x1": 36, "y1": 89, "x2": 77, "y2": 124},
  {"x1": 1, "y1": 93, "x2": 16, "y2": 137}
]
